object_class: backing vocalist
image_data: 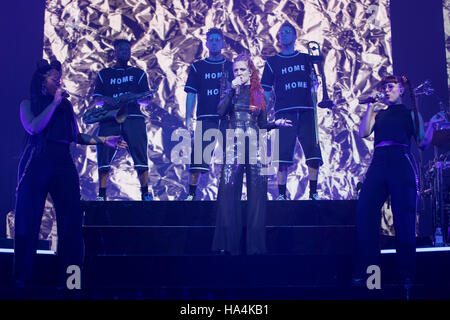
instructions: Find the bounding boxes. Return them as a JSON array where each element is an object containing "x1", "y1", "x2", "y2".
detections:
[
  {"x1": 14, "y1": 58, "x2": 126, "y2": 288},
  {"x1": 353, "y1": 75, "x2": 425, "y2": 289}
]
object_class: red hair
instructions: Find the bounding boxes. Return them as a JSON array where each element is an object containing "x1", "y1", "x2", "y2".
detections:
[{"x1": 234, "y1": 53, "x2": 266, "y2": 111}]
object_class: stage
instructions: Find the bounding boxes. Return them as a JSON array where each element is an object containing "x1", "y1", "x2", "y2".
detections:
[
  {"x1": 0, "y1": 0, "x2": 449, "y2": 306},
  {"x1": 1, "y1": 200, "x2": 449, "y2": 300}
]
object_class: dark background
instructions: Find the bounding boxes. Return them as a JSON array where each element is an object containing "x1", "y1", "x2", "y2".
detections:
[
  {"x1": 0, "y1": 0, "x2": 46, "y2": 237},
  {"x1": 0, "y1": 0, "x2": 448, "y2": 237}
]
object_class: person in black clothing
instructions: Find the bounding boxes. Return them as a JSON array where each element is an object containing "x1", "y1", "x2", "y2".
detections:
[
  {"x1": 353, "y1": 75, "x2": 424, "y2": 288},
  {"x1": 184, "y1": 28, "x2": 233, "y2": 200},
  {"x1": 14, "y1": 59, "x2": 126, "y2": 288},
  {"x1": 212, "y1": 54, "x2": 292, "y2": 255},
  {"x1": 93, "y1": 39, "x2": 153, "y2": 201},
  {"x1": 261, "y1": 22, "x2": 323, "y2": 200}
]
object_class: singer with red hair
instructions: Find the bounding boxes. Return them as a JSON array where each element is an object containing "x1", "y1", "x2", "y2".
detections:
[
  {"x1": 353, "y1": 75, "x2": 424, "y2": 289},
  {"x1": 212, "y1": 53, "x2": 291, "y2": 255}
]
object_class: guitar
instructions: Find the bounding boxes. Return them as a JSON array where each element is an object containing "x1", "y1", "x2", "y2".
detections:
[{"x1": 82, "y1": 88, "x2": 158, "y2": 124}]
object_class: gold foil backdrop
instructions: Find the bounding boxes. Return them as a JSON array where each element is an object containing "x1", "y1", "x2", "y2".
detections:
[{"x1": 42, "y1": 0, "x2": 392, "y2": 201}]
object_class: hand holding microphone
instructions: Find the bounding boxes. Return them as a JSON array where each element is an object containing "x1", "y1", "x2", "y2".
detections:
[
  {"x1": 53, "y1": 84, "x2": 70, "y2": 105},
  {"x1": 53, "y1": 87, "x2": 68, "y2": 104},
  {"x1": 358, "y1": 92, "x2": 385, "y2": 104},
  {"x1": 231, "y1": 77, "x2": 243, "y2": 95},
  {"x1": 231, "y1": 75, "x2": 250, "y2": 95},
  {"x1": 61, "y1": 90, "x2": 70, "y2": 98}
]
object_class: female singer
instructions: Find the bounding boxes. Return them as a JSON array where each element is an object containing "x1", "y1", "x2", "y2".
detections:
[
  {"x1": 212, "y1": 53, "x2": 292, "y2": 255},
  {"x1": 353, "y1": 75, "x2": 424, "y2": 287},
  {"x1": 14, "y1": 59, "x2": 126, "y2": 287}
]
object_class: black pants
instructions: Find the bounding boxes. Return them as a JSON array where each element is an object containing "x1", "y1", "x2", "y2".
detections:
[
  {"x1": 212, "y1": 124, "x2": 267, "y2": 255},
  {"x1": 354, "y1": 145, "x2": 418, "y2": 281},
  {"x1": 14, "y1": 141, "x2": 84, "y2": 285},
  {"x1": 97, "y1": 116, "x2": 148, "y2": 172}
]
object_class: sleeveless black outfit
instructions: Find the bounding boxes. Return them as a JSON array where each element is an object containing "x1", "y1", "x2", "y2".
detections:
[
  {"x1": 14, "y1": 95, "x2": 84, "y2": 286},
  {"x1": 354, "y1": 104, "x2": 419, "y2": 282}
]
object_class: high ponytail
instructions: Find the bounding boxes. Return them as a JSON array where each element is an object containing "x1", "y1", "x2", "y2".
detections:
[{"x1": 30, "y1": 59, "x2": 62, "y2": 101}]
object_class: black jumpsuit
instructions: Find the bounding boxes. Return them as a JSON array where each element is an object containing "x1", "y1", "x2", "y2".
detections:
[
  {"x1": 212, "y1": 86, "x2": 276, "y2": 255},
  {"x1": 14, "y1": 95, "x2": 84, "y2": 286},
  {"x1": 355, "y1": 104, "x2": 419, "y2": 282}
]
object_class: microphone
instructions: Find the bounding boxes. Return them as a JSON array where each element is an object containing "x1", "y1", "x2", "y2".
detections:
[
  {"x1": 233, "y1": 80, "x2": 240, "y2": 95},
  {"x1": 358, "y1": 92, "x2": 384, "y2": 104},
  {"x1": 56, "y1": 84, "x2": 70, "y2": 98}
]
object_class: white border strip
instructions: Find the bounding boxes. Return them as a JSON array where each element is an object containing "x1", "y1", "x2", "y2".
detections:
[
  {"x1": 0, "y1": 248, "x2": 55, "y2": 255},
  {"x1": 381, "y1": 247, "x2": 450, "y2": 254}
]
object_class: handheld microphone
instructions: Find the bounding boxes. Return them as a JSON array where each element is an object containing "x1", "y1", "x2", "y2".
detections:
[
  {"x1": 358, "y1": 92, "x2": 384, "y2": 104},
  {"x1": 57, "y1": 84, "x2": 70, "y2": 98},
  {"x1": 233, "y1": 76, "x2": 245, "y2": 96}
]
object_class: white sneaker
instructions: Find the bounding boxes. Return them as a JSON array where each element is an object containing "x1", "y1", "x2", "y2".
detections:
[
  {"x1": 185, "y1": 195, "x2": 194, "y2": 201},
  {"x1": 96, "y1": 196, "x2": 105, "y2": 201},
  {"x1": 310, "y1": 193, "x2": 320, "y2": 200},
  {"x1": 276, "y1": 194, "x2": 287, "y2": 200}
]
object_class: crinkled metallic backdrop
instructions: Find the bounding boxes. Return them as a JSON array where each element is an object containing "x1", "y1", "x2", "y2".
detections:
[{"x1": 43, "y1": 0, "x2": 392, "y2": 201}]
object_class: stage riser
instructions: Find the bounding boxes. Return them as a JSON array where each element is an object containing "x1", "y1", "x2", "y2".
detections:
[
  {"x1": 83, "y1": 226, "x2": 356, "y2": 255},
  {"x1": 84, "y1": 255, "x2": 352, "y2": 288},
  {"x1": 83, "y1": 252, "x2": 450, "y2": 289},
  {"x1": 82, "y1": 200, "x2": 357, "y2": 227},
  {"x1": 1, "y1": 252, "x2": 450, "y2": 298},
  {"x1": 82, "y1": 200, "x2": 358, "y2": 255}
]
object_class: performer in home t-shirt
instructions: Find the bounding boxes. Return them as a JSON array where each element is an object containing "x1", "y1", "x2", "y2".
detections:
[
  {"x1": 261, "y1": 22, "x2": 322, "y2": 200},
  {"x1": 184, "y1": 28, "x2": 233, "y2": 200},
  {"x1": 93, "y1": 39, "x2": 153, "y2": 201}
]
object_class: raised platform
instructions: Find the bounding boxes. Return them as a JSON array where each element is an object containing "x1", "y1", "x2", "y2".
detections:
[
  {"x1": 1, "y1": 200, "x2": 448, "y2": 300},
  {"x1": 1, "y1": 250, "x2": 450, "y2": 300},
  {"x1": 81, "y1": 200, "x2": 357, "y2": 255}
]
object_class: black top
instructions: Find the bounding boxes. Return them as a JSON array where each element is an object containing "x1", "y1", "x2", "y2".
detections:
[
  {"x1": 260, "y1": 51, "x2": 313, "y2": 114},
  {"x1": 27, "y1": 95, "x2": 78, "y2": 154},
  {"x1": 29, "y1": 95, "x2": 77, "y2": 147},
  {"x1": 374, "y1": 104, "x2": 415, "y2": 146},
  {"x1": 217, "y1": 86, "x2": 276, "y2": 130},
  {"x1": 184, "y1": 58, "x2": 233, "y2": 119},
  {"x1": 93, "y1": 65, "x2": 149, "y2": 117}
]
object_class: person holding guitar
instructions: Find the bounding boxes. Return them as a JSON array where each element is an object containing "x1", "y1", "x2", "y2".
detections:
[{"x1": 92, "y1": 39, "x2": 153, "y2": 201}]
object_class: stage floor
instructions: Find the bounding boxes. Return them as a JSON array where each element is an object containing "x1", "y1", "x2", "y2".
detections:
[{"x1": 0, "y1": 200, "x2": 448, "y2": 300}]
